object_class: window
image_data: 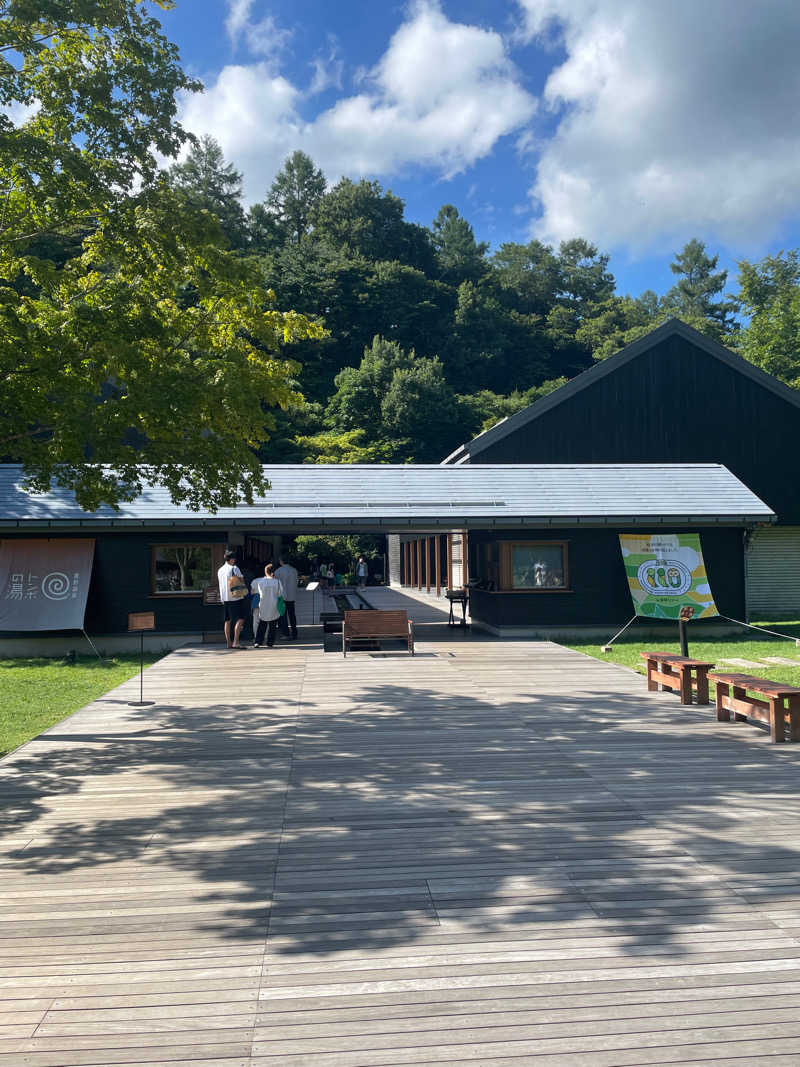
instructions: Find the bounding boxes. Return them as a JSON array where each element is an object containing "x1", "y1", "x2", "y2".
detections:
[
  {"x1": 500, "y1": 541, "x2": 568, "y2": 591},
  {"x1": 151, "y1": 545, "x2": 214, "y2": 595}
]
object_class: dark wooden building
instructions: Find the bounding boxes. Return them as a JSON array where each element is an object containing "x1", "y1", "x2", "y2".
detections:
[
  {"x1": 439, "y1": 319, "x2": 800, "y2": 618},
  {"x1": 0, "y1": 460, "x2": 772, "y2": 645}
]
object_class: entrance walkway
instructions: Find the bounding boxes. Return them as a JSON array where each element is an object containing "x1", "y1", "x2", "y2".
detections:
[{"x1": 2, "y1": 633, "x2": 800, "y2": 1065}]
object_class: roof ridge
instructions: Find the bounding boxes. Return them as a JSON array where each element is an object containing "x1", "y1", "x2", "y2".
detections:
[{"x1": 446, "y1": 317, "x2": 800, "y2": 462}]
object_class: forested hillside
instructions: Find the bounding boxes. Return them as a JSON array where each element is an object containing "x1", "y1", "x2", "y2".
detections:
[{"x1": 170, "y1": 140, "x2": 800, "y2": 465}]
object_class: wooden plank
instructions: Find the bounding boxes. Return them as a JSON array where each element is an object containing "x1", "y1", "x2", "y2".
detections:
[{"x1": 3, "y1": 612, "x2": 800, "y2": 1065}]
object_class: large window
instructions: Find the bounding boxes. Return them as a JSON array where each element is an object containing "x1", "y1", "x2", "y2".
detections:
[
  {"x1": 500, "y1": 541, "x2": 568, "y2": 591},
  {"x1": 151, "y1": 545, "x2": 214, "y2": 595}
]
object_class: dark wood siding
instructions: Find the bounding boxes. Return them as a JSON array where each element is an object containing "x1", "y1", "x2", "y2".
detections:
[
  {"x1": 469, "y1": 526, "x2": 746, "y2": 628},
  {"x1": 471, "y1": 335, "x2": 800, "y2": 523},
  {"x1": 4, "y1": 532, "x2": 225, "y2": 634}
]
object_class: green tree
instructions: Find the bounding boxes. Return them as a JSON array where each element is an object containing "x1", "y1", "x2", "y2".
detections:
[
  {"x1": 458, "y1": 379, "x2": 568, "y2": 436},
  {"x1": 663, "y1": 238, "x2": 738, "y2": 340},
  {"x1": 491, "y1": 240, "x2": 562, "y2": 318},
  {"x1": 258, "y1": 150, "x2": 327, "y2": 246},
  {"x1": 168, "y1": 134, "x2": 248, "y2": 249},
  {"x1": 431, "y1": 204, "x2": 488, "y2": 285},
  {"x1": 576, "y1": 293, "x2": 661, "y2": 361},
  {"x1": 737, "y1": 250, "x2": 800, "y2": 387},
  {"x1": 312, "y1": 178, "x2": 435, "y2": 273},
  {"x1": 325, "y1": 335, "x2": 462, "y2": 461},
  {"x1": 294, "y1": 428, "x2": 390, "y2": 464},
  {"x1": 1, "y1": 0, "x2": 321, "y2": 509},
  {"x1": 292, "y1": 533, "x2": 384, "y2": 578}
]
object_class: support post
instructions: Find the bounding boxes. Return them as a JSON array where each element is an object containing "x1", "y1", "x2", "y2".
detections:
[
  {"x1": 679, "y1": 618, "x2": 689, "y2": 657},
  {"x1": 435, "y1": 536, "x2": 441, "y2": 597}
]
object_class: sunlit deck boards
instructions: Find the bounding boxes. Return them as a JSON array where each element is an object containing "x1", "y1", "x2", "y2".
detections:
[{"x1": 2, "y1": 619, "x2": 800, "y2": 1065}]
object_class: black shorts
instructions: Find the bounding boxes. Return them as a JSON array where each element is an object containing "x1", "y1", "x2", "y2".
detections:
[{"x1": 224, "y1": 599, "x2": 249, "y2": 622}]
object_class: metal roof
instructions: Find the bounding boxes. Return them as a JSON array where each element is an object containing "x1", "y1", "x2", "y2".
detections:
[
  {"x1": 0, "y1": 463, "x2": 774, "y2": 531},
  {"x1": 443, "y1": 318, "x2": 800, "y2": 464}
]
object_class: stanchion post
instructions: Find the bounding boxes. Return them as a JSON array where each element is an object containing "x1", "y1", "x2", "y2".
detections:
[
  {"x1": 128, "y1": 612, "x2": 156, "y2": 707},
  {"x1": 678, "y1": 605, "x2": 694, "y2": 658}
]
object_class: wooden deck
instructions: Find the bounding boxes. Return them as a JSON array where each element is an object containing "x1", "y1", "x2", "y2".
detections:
[{"x1": 2, "y1": 628, "x2": 800, "y2": 1066}]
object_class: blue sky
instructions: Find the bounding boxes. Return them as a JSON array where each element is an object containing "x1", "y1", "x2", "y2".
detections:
[{"x1": 158, "y1": 0, "x2": 800, "y2": 299}]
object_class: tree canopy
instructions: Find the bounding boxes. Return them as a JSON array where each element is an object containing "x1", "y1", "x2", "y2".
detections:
[
  {"x1": 3, "y1": 3, "x2": 797, "y2": 497},
  {"x1": 1, "y1": 0, "x2": 320, "y2": 509}
]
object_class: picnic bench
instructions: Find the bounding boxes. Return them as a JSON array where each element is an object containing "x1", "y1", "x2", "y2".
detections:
[
  {"x1": 709, "y1": 672, "x2": 800, "y2": 743},
  {"x1": 640, "y1": 651, "x2": 715, "y2": 705},
  {"x1": 342, "y1": 609, "x2": 415, "y2": 656}
]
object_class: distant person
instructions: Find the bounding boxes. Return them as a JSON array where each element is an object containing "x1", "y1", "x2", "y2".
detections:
[
  {"x1": 251, "y1": 563, "x2": 284, "y2": 648},
  {"x1": 217, "y1": 549, "x2": 249, "y2": 649},
  {"x1": 356, "y1": 555, "x2": 368, "y2": 588},
  {"x1": 275, "y1": 556, "x2": 299, "y2": 640}
]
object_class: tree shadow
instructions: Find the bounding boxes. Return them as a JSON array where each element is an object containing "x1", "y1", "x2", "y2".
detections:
[{"x1": 1, "y1": 644, "x2": 800, "y2": 982}]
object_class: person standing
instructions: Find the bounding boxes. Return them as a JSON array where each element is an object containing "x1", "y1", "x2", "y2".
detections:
[
  {"x1": 275, "y1": 556, "x2": 299, "y2": 639},
  {"x1": 356, "y1": 555, "x2": 368, "y2": 588},
  {"x1": 217, "y1": 549, "x2": 249, "y2": 649},
  {"x1": 251, "y1": 563, "x2": 284, "y2": 648}
]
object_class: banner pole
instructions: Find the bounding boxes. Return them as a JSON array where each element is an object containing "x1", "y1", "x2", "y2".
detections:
[
  {"x1": 140, "y1": 631, "x2": 144, "y2": 704},
  {"x1": 679, "y1": 618, "x2": 689, "y2": 657}
]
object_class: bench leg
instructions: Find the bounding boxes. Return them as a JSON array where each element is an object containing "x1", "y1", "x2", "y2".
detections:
[
  {"x1": 679, "y1": 667, "x2": 692, "y2": 706},
  {"x1": 788, "y1": 696, "x2": 800, "y2": 743},
  {"x1": 716, "y1": 681, "x2": 730, "y2": 722},
  {"x1": 646, "y1": 658, "x2": 657, "y2": 692},
  {"x1": 732, "y1": 686, "x2": 748, "y2": 722},
  {"x1": 696, "y1": 668, "x2": 710, "y2": 706},
  {"x1": 769, "y1": 697, "x2": 784, "y2": 743}
]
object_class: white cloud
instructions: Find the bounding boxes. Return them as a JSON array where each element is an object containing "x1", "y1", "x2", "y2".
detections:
[
  {"x1": 517, "y1": 0, "x2": 800, "y2": 251},
  {"x1": 308, "y1": 37, "x2": 344, "y2": 96},
  {"x1": 225, "y1": 0, "x2": 292, "y2": 61},
  {"x1": 182, "y1": 1, "x2": 535, "y2": 202}
]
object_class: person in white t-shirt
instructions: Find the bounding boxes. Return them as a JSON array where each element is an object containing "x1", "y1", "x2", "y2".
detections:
[
  {"x1": 217, "y1": 550, "x2": 249, "y2": 649},
  {"x1": 275, "y1": 557, "x2": 299, "y2": 639},
  {"x1": 250, "y1": 563, "x2": 285, "y2": 648}
]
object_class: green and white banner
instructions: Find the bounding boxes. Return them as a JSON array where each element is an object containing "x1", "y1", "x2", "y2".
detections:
[{"x1": 619, "y1": 533, "x2": 718, "y2": 620}]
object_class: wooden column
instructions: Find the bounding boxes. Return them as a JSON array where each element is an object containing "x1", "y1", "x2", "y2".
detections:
[
  {"x1": 435, "y1": 535, "x2": 441, "y2": 597},
  {"x1": 425, "y1": 537, "x2": 431, "y2": 592},
  {"x1": 446, "y1": 534, "x2": 452, "y2": 591},
  {"x1": 461, "y1": 530, "x2": 468, "y2": 587},
  {"x1": 416, "y1": 539, "x2": 422, "y2": 589},
  {"x1": 404, "y1": 541, "x2": 410, "y2": 586}
]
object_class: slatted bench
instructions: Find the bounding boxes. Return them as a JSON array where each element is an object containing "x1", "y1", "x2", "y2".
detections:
[
  {"x1": 640, "y1": 651, "x2": 715, "y2": 705},
  {"x1": 709, "y1": 672, "x2": 800, "y2": 743},
  {"x1": 342, "y1": 610, "x2": 415, "y2": 656}
]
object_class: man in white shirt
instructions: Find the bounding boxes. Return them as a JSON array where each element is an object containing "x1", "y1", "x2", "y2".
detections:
[
  {"x1": 217, "y1": 550, "x2": 249, "y2": 649},
  {"x1": 275, "y1": 556, "x2": 299, "y2": 639}
]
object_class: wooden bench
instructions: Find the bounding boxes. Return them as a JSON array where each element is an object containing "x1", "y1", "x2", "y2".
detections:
[
  {"x1": 709, "y1": 672, "x2": 800, "y2": 743},
  {"x1": 640, "y1": 651, "x2": 714, "y2": 705},
  {"x1": 342, "y1": 610, "x2": 414, "y2": 656}
]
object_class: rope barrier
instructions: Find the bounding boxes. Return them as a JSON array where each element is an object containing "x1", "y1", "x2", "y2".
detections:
[
  {"x1": 601, "y1": 614, "x2": 638, "y2": 651},
  {"x1": 719, "y1": 615, "x2": 800, "y2": 645}
]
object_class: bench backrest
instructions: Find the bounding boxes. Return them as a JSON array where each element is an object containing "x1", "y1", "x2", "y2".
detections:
[{"x1": 343, "y1": 609, "x2": 409, "y2": 637}]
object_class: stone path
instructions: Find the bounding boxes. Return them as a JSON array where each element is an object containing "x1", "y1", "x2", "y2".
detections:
[{"x1": 2, "y1": 613, "x2": 800, "y2": 1065}]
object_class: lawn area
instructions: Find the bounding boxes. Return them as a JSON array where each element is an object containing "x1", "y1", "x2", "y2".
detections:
[
  {"x1": 0, "y1": 654, "x2": 163, "y2": 758},
  {"x1": 564, "y1": 620, "x2": 800, "y2": 690}
]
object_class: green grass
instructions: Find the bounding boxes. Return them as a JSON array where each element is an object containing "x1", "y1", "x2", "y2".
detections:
[
  {"x1": 563, "y1": 620, "x2": 800, "y2": 690},
  {"x1": 0, "y1": 654, "x2": 163, "y2": 758}
]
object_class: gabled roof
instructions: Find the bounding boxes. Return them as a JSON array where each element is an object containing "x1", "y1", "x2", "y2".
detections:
[
  {"x1": 443, "y1": 318, "x2": 800, "y2": 464},
  {"x1": 0, "y1": 462, "x2": 774, "y2": 531}
]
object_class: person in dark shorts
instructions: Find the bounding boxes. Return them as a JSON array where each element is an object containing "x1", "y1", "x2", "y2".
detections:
[{"x1": 217, "y1": 550, "x2": 249, "y2": 649}]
